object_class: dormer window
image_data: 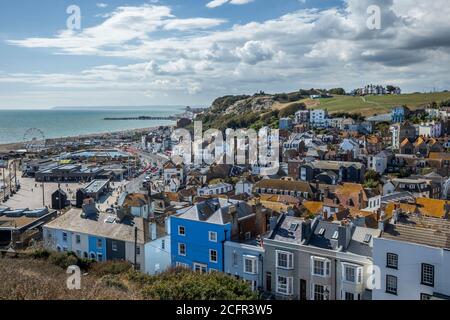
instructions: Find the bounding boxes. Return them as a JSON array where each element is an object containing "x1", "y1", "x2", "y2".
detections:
[
  {"x1": 318, "y1": 228, "x2": 325, "y2": 236},
  {"x1": 332, "y1": 231, "x2": 339, "y2": 240}
]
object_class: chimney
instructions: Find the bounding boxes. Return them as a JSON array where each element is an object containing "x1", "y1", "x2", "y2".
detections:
[
  {"x1": 150, "y1": 222, "x2": 157, "y2": 241},
  {"x1": 229, "y1": 204, "x2": 239, "y2": 240},
  {"x1": 358, "y1": 190, "x2": 364, "y2": 209},
  {"x1": 323, "y1": 210, "x2": 329, "y2": 221},
  {"x1": 391, "y1": 208, "x2": 399, "y2": 224},
  {"x1": 338, "y1": 221, "x2": 352, "y2": 249},
  {"x1": 254, "y1": 202, "x2": 266, "y2": 235},
  {"x1": 301, "y1": 220, "x2": 312, "y2": 242},
  {"x1": 81, "y1": 198, "x2": 98, "y2": 219},
  {"x1": 269, "y1": 216, "x2": 278, "y2": 231}
]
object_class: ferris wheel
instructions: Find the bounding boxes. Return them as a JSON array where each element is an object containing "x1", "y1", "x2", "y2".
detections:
[{"x1": 23, "y1": 128, "x2": 46, "y2": 152}]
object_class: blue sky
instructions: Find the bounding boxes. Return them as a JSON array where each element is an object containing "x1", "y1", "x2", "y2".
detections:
[{"x1": 0, "y1": 0, "x2": 449, "y2": 108}]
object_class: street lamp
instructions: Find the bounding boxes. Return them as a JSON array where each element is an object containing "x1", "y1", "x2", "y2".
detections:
[{"x1": 324, "y1": 287, "x2": 330, "y2": 301}]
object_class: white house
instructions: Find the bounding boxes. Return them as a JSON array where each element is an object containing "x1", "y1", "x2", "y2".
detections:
[
  {"x1": 339, "y1": 139, "x2": 361, "y2": 158},
  {"x1": 368, "y1": 151, "x2": 392, "y2": 174},
  {"x1": 419, "y1": 121, "x2": 442, "y2": 138},
  {"x1": 310, "y1": 109, "x2": 328, "y2": 128},
  {"x1": 144, "y1": 217, "x2": 171, "y2": 275},
  {"x1": 198, "y1": 182, "x2": 233, "y2": 196},
  {"x1": 235, "y1": 179, "x2": 254, "y2": 196},
  {"x1": 294, "y1": 110, "x2": 310, "y2": 124},
  {"x1": 373, "y1": 215, "x2": 450, "y2": 300}
]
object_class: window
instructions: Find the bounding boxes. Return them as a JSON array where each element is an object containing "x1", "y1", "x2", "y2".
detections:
[
  {"x1": 112, "y1": 241, "x2": 118, "y2": 252},
  {"x1": 97, "y1": 239, "x2": 102, "y2": 249},
  {"x1": 313, "y1": 284, "x2": 328, "y2": 300},
  {"x1": 276, "y1": 250, "x2": 294, "y2": 269},
  {"x1": 208, "y1": 231, "x2": 217, "y2": 242},
  {"x1": 194, "y1": 263, "x2": 207, "y2": 274},
  {"x1": 232, "y1": 251, "x2": 238, "y2": 266},
  {"x1": 421, "y1": 293, "x2": 432, "y2": 300},
  {"x1": 344, "y1": 292, "x2": 355, "y2": 300},
  {"x1": 136, "y1": 247, "x2": 140, "y2": 255},
  {"x1": 318, "y1": 228, "x2": 325, "y2": 236},
  {"x1": 62, "y1": 232, "x2": 68, "y2": 242},
  {"x1": 178, "y1": 243, "x2": 186, "y2": 256},
  {"x1": 289, "y1": 223, "x2": 299, "y2": 232},
  {"x1": 176, "y1": 262, "x2": 189, "y2": 268},
  {"x1": 386, "y1": 275, "x2": 398, "y2": 295},
  {"x1": 161, "y1": 240, "x2": 165, "y2": 250},
  {"x1": 421, "y1": 264, "x2": 434, "y2": 287},
  {"x1": 178, "y1": 226, "x2": 185, "y2": 236},
  {"x1": 332, "y1": 231, "x2": 339, "y2": 240},
  {"x1": 76, "y1": 250, "x2": 81, "y2": 257},
  {"x1": 363, "y1": 234, "x2": 372, "y2": 244},
  {"x1": 277, "y1": 276, "x2": 293, "y2": 295},
  {"x1": 386, "y1": 253, "x2": 398, "y2": 269},
  {"x1": 75, "y1": 235, "x2": 81, "y2": 244},
  {"x1": 210, "y1": 250, "x2": 218, "y2": 263},
  {"x1": 344, "y1": 266, "x2": 356, "y2": 283},
  {"x1": 342, "y1": 264, "x2": 363, "y2": 284},
  {"x1": 244, "y1": 256, "x2": 258, "y2": 274},
  {"x1": 97, "y1": 253, "x2": 103, "y2": 262},
  {"x1": 312, "y1": 257, "x2": 330, "y2": 277}
]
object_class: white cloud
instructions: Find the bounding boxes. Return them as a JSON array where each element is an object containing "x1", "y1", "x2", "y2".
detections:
[
  {"x1": 206, "y1": 0, "x2": 254, "y2": 9},
  {"x1": 234, "y1": 41, "x2": 276, "y2": 65},
  {"x1": 96, "y1": 3, "x2": 108, "y2": 8}
]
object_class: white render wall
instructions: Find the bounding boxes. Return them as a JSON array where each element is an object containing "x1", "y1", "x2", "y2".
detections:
[{"x1": 373, "y1": 237, "x2": 450, "y2": 300}]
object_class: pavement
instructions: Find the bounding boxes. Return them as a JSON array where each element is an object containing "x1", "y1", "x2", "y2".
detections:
[{"x1": 2, "y1": 174, "x2": 127, "y2": 211}]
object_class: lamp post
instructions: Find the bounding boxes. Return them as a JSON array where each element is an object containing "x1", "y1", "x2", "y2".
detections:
[{"x1": 324, "y1": 287, "x2": 330, "y2": 301}]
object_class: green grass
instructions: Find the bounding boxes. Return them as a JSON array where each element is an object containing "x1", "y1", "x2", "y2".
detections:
[{"x1": 308, "y1": 92, "x2": 450, "y2": 116}]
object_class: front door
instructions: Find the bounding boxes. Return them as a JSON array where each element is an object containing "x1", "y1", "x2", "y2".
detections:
[
  {"x1": 300, "y1": 279, "x2": 307, "y2": 300},
  {"x1": 266, "y1": 272, "x2": 272, "y2": 292}
]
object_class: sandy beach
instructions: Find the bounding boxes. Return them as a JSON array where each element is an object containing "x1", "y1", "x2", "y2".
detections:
[{"x1": 0, "y1": 125, "x2": 168, "y2": 153}]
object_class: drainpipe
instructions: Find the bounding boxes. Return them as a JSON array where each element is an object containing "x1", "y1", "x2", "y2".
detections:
[
  {"x1": 222, "y1": 229, "x2": 228, "y2": 272},
  {"x1": 134, "y1": 226, "x2": 138, "y2": 271},
  {"x1": 334, "y1": 258, "x2": 338, "y2": 300}
]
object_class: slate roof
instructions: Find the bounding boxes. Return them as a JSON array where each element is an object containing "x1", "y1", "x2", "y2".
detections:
[
  {"x1": 254, "y1": 179, "x2": 312, "y2": 193},
  {"x1": 44, "y1": 208, "x2": 147, "y2": 244},
  {"x1": 381, "y1": 215, "x2": 450, "y2": 249},
  {"x1": 177, "y1": 198, "x2": 254, "y2": 225}
]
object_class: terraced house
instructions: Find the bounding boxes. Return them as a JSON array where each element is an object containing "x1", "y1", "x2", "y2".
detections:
[
  {"x1": 43, "y1": 206, "x2": 147, "y2": 272},
  {"x1": 263, "y1": 214, "x2": 380, "y2": 300}
]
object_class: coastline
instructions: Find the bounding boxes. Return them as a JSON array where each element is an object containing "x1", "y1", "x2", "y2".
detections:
[{"x1": 0, "y1": 125, "x2": 173, "y2": 153}]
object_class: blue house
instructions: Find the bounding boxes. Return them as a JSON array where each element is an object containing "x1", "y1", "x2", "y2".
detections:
[
  {"x1": 170, "y1": 198, "x2": 261, "y2": 273},
  {"x1": 279, "y1": 118, "x2": 293, "y2": 130},
  {"x1": 391, "y1": 106, "x2": 409, "y2": 123},
  {"x1": 224, "y1": 240, "x2": 265, "y2": 291}
]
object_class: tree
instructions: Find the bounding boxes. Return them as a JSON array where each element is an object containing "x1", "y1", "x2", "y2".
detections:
[
  {"x1": 365, "y1": 170, "x2": 381, "y2": 183},
  {"x1": 386, "y1": 85, "x2": 396, "y2": 93},
  {"x1": 328, "y1": 88, "x2": 346, "y2": 95}
]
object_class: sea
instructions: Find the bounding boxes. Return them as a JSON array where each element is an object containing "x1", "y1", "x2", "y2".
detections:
[{"x1": 0, "y1": 106, "x2": 185, "y2": 145}]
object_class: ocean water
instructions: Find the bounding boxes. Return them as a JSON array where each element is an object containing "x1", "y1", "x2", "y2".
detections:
[{"x1": 0, "y1": 106, "x2": 184, "y2": 144}]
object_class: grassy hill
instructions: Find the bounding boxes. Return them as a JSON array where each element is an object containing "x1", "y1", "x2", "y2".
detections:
[
  {"x1": 193, "y1": 91, "x2": 450, "y2": 132},
  {"x1": 303, "y1": 92, "x2": 450, "y2": 116}
]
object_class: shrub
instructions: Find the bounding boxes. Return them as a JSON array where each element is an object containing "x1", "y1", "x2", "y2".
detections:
[
  {"x1": 139, "y1": 267, "x2": 258, "y2": 300},
  {"x1": 48, "y1": 252, "x2": 78, "y2": 269},
  {"x1": 91, "y1": 261, "x2": 132, "y2": 276},
  {"x1": 102, "y1": 275, "x2": 128, "y2": 292},
  {"x1": 29, "y1": 249, "x2": 50, "y2": 260}
]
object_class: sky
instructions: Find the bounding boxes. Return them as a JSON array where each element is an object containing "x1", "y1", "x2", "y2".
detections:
[{"x1": 0, "y1": 0, "x2": 449, "y2": 109}]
